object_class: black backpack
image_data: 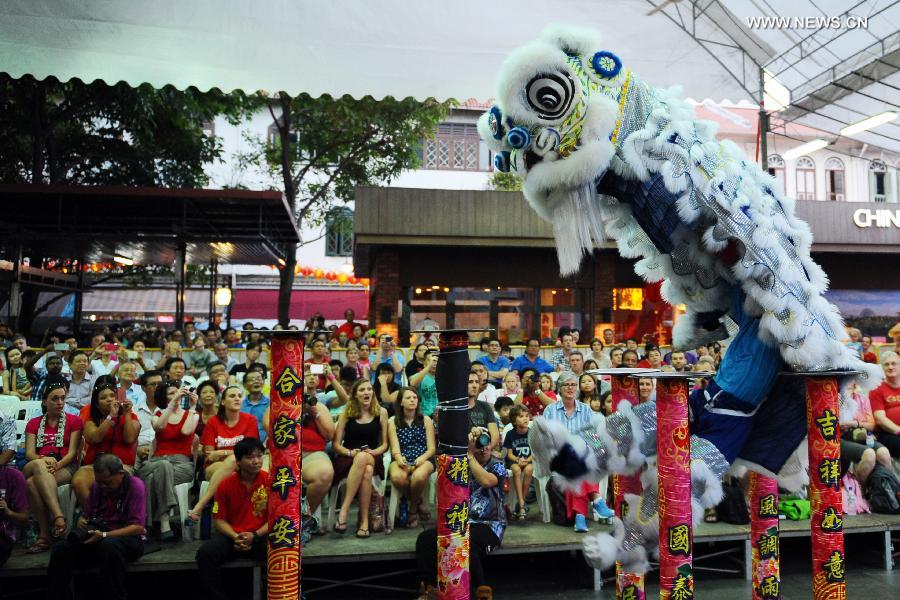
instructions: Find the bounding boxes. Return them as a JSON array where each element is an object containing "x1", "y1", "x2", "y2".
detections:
[
  {"x1": 864, "y1": 464, "x2": 900, "y2": 514},
  {"x1": 546, "y1": 480, "x2": 571, "y2": 526}
]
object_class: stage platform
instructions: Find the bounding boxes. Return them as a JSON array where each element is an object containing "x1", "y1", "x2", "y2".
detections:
[{"x1": 4, "y1": 512, "x2": 897, "y2": 598}]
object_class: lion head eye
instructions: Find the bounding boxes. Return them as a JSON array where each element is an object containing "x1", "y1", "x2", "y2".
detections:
[
  {"x1": 525, "y1": 72, "x2": 575, "y2": 121},
  {"x1": 488, "y1": 106, "x2": 505, "y2": 141},
  {"x1": 494, "y1": 151, "x2": 511, "y2": 173}
]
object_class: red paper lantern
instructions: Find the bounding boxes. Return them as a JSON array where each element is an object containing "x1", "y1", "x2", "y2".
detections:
[
  {"x1": 313, "y1": 268, "x2": 324, "y2": 279},
  {"x1": 348, "y1": 276, "x2": 359, "y2": 285}
]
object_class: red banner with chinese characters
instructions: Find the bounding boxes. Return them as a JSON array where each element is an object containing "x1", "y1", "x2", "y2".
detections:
[
  {"x1": 805, "y1": 376, "x2": 845, "y2": 600},
  {"x1": 656, "y1": 378, "x2": 693, "y2": 600},
  {"x1": 436, "y1": 454, "x2": 470, "y2": 598},
  {"x1": 610, "y1": 374, "x2": 646, "y2": 600},
  {"x1": 749, "y1": 472, "x2": 781, "y2": 599},
  {"x1": 434, "y1": 330, "x2": 472, "y2": 599},
  {"x1": 267, "y1": 334, "x2": 305, "y2": 600}
]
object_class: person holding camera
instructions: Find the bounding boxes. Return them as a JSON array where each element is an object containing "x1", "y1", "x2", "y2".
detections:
[
  {"x1": 48, "y1": 452, "x2": 146, "y2": 600},
  {"x1": 372, "y1": 334, "x2": 405, "y2": 386},
  {"x1": 23, "y1": 377, "x2": 82, "y2": 552},
  {"x1": 137, "y1": 380, "x2": 199, "y2": 540},
  {"x1": 73, "y1": 376, "x2": 141, "y2": 508},
  {"x1": 415, "y1": 423, "x2": 507, "y2": 599},
  {"x1": 196, "y1": 437, "x2": 268, "y2": 600}
]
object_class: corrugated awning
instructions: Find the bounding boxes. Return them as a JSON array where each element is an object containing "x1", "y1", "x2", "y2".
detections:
[{"x1": 231, "y1": 289, "x2": 368, "y2": 321}]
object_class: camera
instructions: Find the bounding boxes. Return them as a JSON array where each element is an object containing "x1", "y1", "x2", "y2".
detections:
[
  {"x1": 68, "y1": 518, "x2": 107, "y2": 544},
  {"x1": 475, "y1": 432, "x2": 491, "y2": 450}
]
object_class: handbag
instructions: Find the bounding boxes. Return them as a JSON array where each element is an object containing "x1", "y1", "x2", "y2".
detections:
[{"x1": 368, "y1": 487, "x2": 385, "y2": 533}]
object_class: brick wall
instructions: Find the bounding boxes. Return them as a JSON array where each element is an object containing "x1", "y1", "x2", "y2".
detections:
[{"x1": 369, "y1": 248, "x2": 400, "y2": 335}]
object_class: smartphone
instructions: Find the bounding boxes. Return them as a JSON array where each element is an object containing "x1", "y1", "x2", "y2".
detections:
[
  {"x1": 360, "y1": 445, "x2": 369, "y2": 451},
  {"x1": 54, "y1": 343, "x2": 69, "y2": 352},
  {"x1": 103, "y1": 343, "x2": 119, "y2": 353},
  {"x1": 181, "y1": 396, "x2": 191, "y2": 410},
  {"x1": 126, "y1": 350, "x2": 138, "y2": 359},
  {"x1": 309, "y1": 363, "x2": 325, "y2": 375}
]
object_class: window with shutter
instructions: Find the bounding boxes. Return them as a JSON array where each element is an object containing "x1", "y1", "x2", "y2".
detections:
[{"x1": 421, "y1": 122, "x2": 484, "y2": 171}]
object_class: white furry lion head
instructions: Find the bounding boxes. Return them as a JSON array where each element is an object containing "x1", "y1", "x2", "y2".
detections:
[{"x1": 479, "y1": 25, "x2": 627, "y2": 222}]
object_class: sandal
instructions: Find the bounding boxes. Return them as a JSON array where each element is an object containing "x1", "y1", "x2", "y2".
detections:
[
  {"x1": 355, "y1": 528, "x2": 370, "y2": 538},
  {"x1": 27, "y1": 537, "x2": 51, "y2": 554},
  {"x1": 417, "y1": 504, "x2": 431, "y2": 522},
  {"x1": 703, "y1": 508, "x2": 718, "y2": 523},
  {"x1": 51, "y1": 515, "x2": 68, "y2": 539},
  {"x1": 333, "y1": 519, "x2": 348, "y2": 534}
]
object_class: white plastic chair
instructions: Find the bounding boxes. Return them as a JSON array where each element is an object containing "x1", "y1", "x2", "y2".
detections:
[
  {"x1": 387, "y1": 469, "x2": 436, "y2": 529},
  {"x1": 325, "y1": 474, "x2": 383, "y2": 530},
  {"x1": 57, "y1": 484, "x2": 76, "y2": 530},
  {"x1": 174, "y1": 482, "x2": 194, "y2": 541},
  {"x1": 531, "y1": 460, "x2": 552, "y2": 524},
  {"x1": 15, "y1": 400, "x2": 44, "y2": 446},
  {"x1": 0, "y1": 395, "x2": 18, "y2": 419}
]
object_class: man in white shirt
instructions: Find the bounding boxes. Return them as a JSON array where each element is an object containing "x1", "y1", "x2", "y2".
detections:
[
  {"x1": 133, "y1": 370, "x2": 163, "y2": 468},
  {"x1": 470, "y1": 362, "x2": 498, "y2": 406},
  {"x1": 213, "y1": 343, "x2": 239, "y2": 373}
]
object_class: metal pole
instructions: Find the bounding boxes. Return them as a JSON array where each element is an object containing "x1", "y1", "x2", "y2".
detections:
[
  {"x1": 758, "y1": 67, "x2": 769, "y2": 168},
  {"x1": 73, "y1": 255, "x2": 85, "y2": 341},
  {"x1": 749, "y1": 472, "x2": 781, "y2": 599},
  {"x1": 266, "y1": 331, "x2": 304, "y2": 599},
  {"x1": 805, "y1": 375, "x2": 845, "y2": 597},
  {"x1": 175, "y1": 241, "x2": 187, "y2": 332},
  {"x1": 208, "y1": 257, "x2": 217, "y2": 327}
]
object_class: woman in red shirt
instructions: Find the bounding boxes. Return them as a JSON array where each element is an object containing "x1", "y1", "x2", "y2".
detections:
[
  {"x1": 189, "y1": 385, "x2": 258, "y2": 521},
  {"x1": 71, "y1": 375, "x2": 140, "y2": 508},
  {"x1": 137, "y1": 379, "x2": 200, "y2": 540},
  {"x1": 23, "y1": 377, "x2": 84, "y2": 552}
]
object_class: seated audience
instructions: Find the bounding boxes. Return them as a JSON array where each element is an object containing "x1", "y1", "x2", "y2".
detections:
[
  {"x1": 1, "y1": 422, "x2": 28, "y2": 566},
  {"x1": 23, "y1": 377, "x2": 83, "y2": 552},
  {"x1": 332, "y1": 379, "x2": 389, "y2": 538},
  {"x1": 48, "y1": 453, "x2": 146, "y2": 600},
  {"x1": 519, "y1": 368, "x2": 551, "y2": 417},
  {"x1": 228, "y1": 342, "x2": 268, "y2": 382},
  {"x1": 543, "y1": 371, "x2": 612, "y2": 531},
  {"x1": 25, "y1": 348, "x2": 65, "y2": 402},
  {"x1": 408, "y1": 350, "x2": 438, "y2": 418},
  {"x1": 186, "y1": 336, "x2": 216, "y2": 379},
  {"x1": 405, "y1": 344, "x2": 428, "y2": 378},
  {"x1": 477, "y1": 338, "x2": 511, "y2": 388},
  {"x1": 371, "y1": 334, "x2": 405, "y2": 386},
  {"x1": 3, "y1": 345, "x2": 32, "y2": 400},
  {"x1": 373, "y1": 362, "x2": 400, "y2": 418},
  {"x1": 587, "y1": 338, "x2": 612, "y2": 369},
  {"x1": 190, "y1": 385, "x2": 259, "y2": 521},
  {"x1": 638, "y1": 377, "x2": 655, "y2": 403},
  {"x1": 138, "y1": 380, "x2": 199, "y2": 540},
  {"x1": 196, "y1": 438, "x2": 269, "y2": 600},
  {"x1": 609, "y1": 347, "x2": 624, "y2": 368},
  {"x1": 134, "y1": 370, "x2": 164, "y2": 469},
  {"x1": 388, "y1": 387, "x2": 436, "y2": 528},
  {"x1": 494, "y1": 396, "x2": 515, "y2": 436},
  {"x1": 870, "y1": 351, "x2": 900, "y2": 458},
  {"x1": 501, "y1": 371, "x2": 521, "y2": 400},
  {"x1": 240, "y1": 370, "x2": 270, "y2": 443},
  {"x1": 64, "y1": 350, "x2": 92, "y2": 415},
  {"x1": 471, "y1": 362, "x2": 498, "y2": 407},
  {"x1": 416, "y1": 427, "x2": 507, "y2": 599},
  {"x1": 344, "y1": 346, "x2": 368, "y2": 381},
  {"x1": 504, "y1": 405, "x2": 533, "y2": 520},
  {"x1": 195, "y1": 380, "x2": 222, "y2": 440},
  {"x1": 73, "y1": 375, "x2": 140, "y2": 508},
  {"x1": 510, "y1": 337, "x2": 553, "y2": 375},
  {"x1": 466, "y1": 370, "x2": 500, "y2": 450}
]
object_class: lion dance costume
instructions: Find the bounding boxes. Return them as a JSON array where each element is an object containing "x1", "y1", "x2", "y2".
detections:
[{"x1": 478, "y1": 26, "x2": 880, "y2": 574}]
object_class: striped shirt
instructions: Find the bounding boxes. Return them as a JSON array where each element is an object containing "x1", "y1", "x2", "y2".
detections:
[{"x1": 542, "y1": 400, "x2": 596, "y2": 433}]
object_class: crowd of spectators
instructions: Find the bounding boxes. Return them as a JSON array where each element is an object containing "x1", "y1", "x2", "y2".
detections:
[{"x1": 1, "y1": 316, "x2": 899, "y2": 599}]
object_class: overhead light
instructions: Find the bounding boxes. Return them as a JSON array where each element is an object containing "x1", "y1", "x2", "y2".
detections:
[
  {"x1": 431, "y1": 285, "x2": 440, "y2": 289},
  {"x1": 783, "y1": 139, "x2": 828, "y2": 161},
  {"x1": 415, "y1": 288, "x2": 422, "y2": 294},
  {"x1": 215, "y1": 287, "x2": 232, "y2": 307},
  {"x1": 113, "y1": 255, "x2": 134, "y2": 266},
  {"x1": 276, "y1": 257, "x2": 286, "y2": 267},
  {"x1": 483, "y1": 288, "x2": 491, "y2": 292},
  {"x1": 840, "y1": 111, "x2": 898, "y2": 137},
  {"x1": 340, "y1": 260, "x2": 354, "y2": 274},
  {"x1": 443, "y1": 287, "x2": 449, "y2": 292}
]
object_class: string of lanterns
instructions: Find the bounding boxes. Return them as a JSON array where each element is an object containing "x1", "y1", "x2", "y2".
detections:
[{"x1": 280, "y1": 264, "x2": 368, "y2": 286}]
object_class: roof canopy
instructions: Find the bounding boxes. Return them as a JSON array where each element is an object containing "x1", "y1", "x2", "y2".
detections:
[
  {"x1": 2, "y1": 1, "x2": 897, "y2": 154},
  {"x1": 0, "y1": 184, "x2": 300, "y2": 265}
]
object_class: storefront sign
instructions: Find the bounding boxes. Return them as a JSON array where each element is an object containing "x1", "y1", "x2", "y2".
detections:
[{"x1": 852, "y1": 208, "x2": 900, "y2": 228}]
